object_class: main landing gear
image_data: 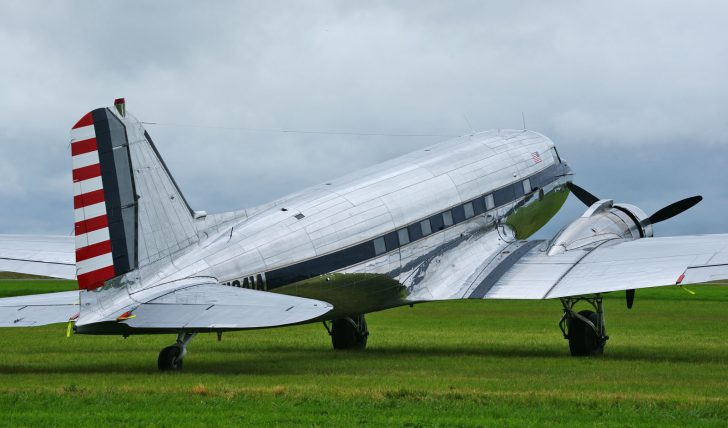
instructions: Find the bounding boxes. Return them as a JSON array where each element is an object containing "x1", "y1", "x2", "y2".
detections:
[
  {"x1": 324, "y1": 315, "x2": 368, "y2": 350},
  {"x1": 559, "y1": 295, "x2": 608, "y2": 356},
  {"x1": 158, "y1": 332, "x2": 196, "y2": 371}
]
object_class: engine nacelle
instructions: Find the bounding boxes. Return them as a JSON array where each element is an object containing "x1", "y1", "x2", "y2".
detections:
[{"x1": 547, "y1": 199, "x2": 652, "y2": 256}]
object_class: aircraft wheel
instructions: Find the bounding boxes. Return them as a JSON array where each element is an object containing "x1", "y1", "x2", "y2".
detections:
[
  {"x1": 567, "y1": 310, "x2": 605, "y2": 356},
  {"x1": 158, "y1": 345, "x2": 184, "y2": 371},
  {"x1": 331, "y1": 316, "x2": 368, "y2": 350}
]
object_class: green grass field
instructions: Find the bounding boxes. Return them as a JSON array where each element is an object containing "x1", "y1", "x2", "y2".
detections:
[{"x1": 1, "y1": 280, "x2": 727, "y2": 427}]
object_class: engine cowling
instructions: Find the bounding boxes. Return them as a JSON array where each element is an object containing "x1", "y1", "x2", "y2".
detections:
[{"x1": 547, "y1": 199, "x2": 652, "y2": 256}]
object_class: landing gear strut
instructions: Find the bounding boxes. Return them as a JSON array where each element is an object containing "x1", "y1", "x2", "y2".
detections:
[
  {"x1": 324, "y1": 315, "x2": 368, "y2": 350},
  {"x1": 158, "y1": 332, "x2": 196, "y2": 371},
  {"x1": 559, "y1": 296, "x2": 608, "y2": 356}
]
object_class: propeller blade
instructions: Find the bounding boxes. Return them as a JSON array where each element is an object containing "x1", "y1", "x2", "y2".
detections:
[
  {"x1": 626, "y1": 289, "x2": 635, "y2": 309},
  {"x1": 648, "y1": 196, "x2": 703, "y2": 224},
  {"x1": 566, "y1": 182, "x2": 600, "y2": 206}
]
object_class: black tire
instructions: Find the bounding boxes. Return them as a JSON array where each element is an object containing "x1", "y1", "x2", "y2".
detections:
[
  {"x1": 158, "y1": 345, "x2": 184, "y2": 371},
  {"x1": 331, "y1": 317, "x2": 368, "y2": 350},
  {"x1": 567, "y1": 310, "x2": 605, "y2": 357}
]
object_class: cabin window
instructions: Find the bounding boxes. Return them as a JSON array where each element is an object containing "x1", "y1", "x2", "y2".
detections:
[
  {"x1": 494, "y1": 186, "x2": 515, "y2": 206},
  {"x1": 552, "y1": 147, "x2": 561, "y2": 163},
  {"x1": 430, "y1": 214, "x2": 445, "y2": 231},
  {"x1": 464, "y1": 202, "x2": 475, "y2": 219},
  {"x1": 420, "y1": 219, "x2": 432, "y2": 236},
  {"x1": 373, "y1": 237, "x2": 386, "y2": 255},
  {"x1": 522, "y1": 178, "x2": 531, "y2": 194},
  {"x1": 242, "y1": 277, "x2": 249, "y2": 288},
  {"x1": 256, "y1": 274, "x2": 264, "y2": 290},
  {"x1": 408, "y1": 223, "x2": 423, "y2": 241},
  {"x1": 513, "y1": 181, "x2": 525, "y2": 198},
  {"x1": 443, "y1": 210, "x2": 454, "y2": 227},
  {"x1": 452, "y1": 205, "x2": 466, "y2": 223},
  {"x1": 384, "y1": 232, "x2": 399, "y2": 251},
  {"x1": 485, "y1": 194, "x2": 495, "y2": 210},
  {"x1": 397, "y1": 228, "x2": 410, "y2": 245},
  {"x1": 472, "y1": 197, "x2": 485, "y2": 215}
]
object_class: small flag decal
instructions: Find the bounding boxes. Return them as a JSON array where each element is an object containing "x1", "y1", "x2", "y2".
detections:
[{"x1": 531, "y1": 152, "x2": 542, "y2": 164}]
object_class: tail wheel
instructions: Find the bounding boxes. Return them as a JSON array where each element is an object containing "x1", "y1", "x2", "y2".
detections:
[{"x1": 567, "y1": 310, "x2": 606, "y2": 356}]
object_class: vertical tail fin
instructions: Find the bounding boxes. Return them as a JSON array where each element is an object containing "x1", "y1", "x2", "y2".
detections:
[{"x1": 70, "y1": 99, "x2": 198, "y2": 290}]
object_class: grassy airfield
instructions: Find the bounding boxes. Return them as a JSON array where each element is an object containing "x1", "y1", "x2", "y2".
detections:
[{"x1": 1, "y1": 279, "x2": 727, "y2": 427}]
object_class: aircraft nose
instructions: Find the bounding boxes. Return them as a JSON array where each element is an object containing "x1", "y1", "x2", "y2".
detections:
[{"x1": 557, "y1": 160, "x2": 574, "y2": 178}]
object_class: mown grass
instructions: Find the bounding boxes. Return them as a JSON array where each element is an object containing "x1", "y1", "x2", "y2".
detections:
[{"x1": 1, "y1": 279, "x2": 727, "y2": 427}]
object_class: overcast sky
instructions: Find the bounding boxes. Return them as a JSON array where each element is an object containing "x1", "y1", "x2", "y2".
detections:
[{"x1": 1, "y1": 1, "x2": 726, "y2": 239}]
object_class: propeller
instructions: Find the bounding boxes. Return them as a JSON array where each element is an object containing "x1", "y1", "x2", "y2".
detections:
[
  {"x1": 626, "y1": 289, "x2": 635, "y2": 309},
  {"x1": 566, "y1": 182, "x2": 599, "y2": 206},
  {"x1": 567, "y1": 183, "x2": 702, "y2": 225},
  {"x1": 647, "y1": 196, "x2": 703, "y2": 224}
]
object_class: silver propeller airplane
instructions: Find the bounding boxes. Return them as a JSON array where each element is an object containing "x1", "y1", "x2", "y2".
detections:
[{"x1": 1, "y1": 99, "x2": 726, "y2": 371}]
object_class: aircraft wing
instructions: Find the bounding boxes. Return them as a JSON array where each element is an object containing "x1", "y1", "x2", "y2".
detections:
[
  {"x1": 0, "y1": 235, "x2": 75, "y2": 280},
  {"x1": 405, "y1": 230, "x2": 728, "y2": 301},
  {"x1": 76, "y1": 278, "x2": 334, "y2": 330},
  {"x1": 0, "y1": 291, "x2": 79, "y2": 327},
  {"x1": 466, "y1": 234, "x2": 728, "y2": 300}
]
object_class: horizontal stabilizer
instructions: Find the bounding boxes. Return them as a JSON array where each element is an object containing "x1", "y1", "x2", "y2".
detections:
[
  {"x1": 0, "y1": 235, "x2": 75, "y2": 280},
  {"x1": 78, "y1": 281, "x2": 334, "y2": 330},
  {"x1": 0, "y1": 291, "x2": 79, "y2": 327}
]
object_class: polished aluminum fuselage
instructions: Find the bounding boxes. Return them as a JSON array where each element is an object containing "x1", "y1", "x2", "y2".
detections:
[{"x1": 136, "y1": 129, "x2": 571, "y2": 318}]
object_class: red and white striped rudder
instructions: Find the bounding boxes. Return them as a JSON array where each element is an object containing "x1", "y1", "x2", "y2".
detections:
[
  {"x1": 70, "y1": 100, "x2": 199, "y2": 290},
  {"x1": 71, "y1": 111, "x2": 116, "y2": 290}
]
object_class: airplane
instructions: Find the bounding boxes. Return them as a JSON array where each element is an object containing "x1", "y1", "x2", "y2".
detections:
[{"x1": 1, "y1": 98, "x2": 727, "y2": 371}]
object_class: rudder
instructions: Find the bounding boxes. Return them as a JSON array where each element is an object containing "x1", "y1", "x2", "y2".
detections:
[{"x1": 70, "y1": 99, "x2": 198, "y2": 290}]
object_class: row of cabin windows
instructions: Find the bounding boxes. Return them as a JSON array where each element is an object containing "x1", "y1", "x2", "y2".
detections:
[
  {"x1": 372, "y1": 178, "x2": 534, "y2": 256},
  {"x1": 264, "y1": 164, "x2": 560, "y2": 289}
]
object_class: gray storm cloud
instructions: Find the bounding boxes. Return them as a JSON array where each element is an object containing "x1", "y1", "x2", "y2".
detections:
[{"x1": 0, "y1": 1, "x2": 726, "y2": 239}]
